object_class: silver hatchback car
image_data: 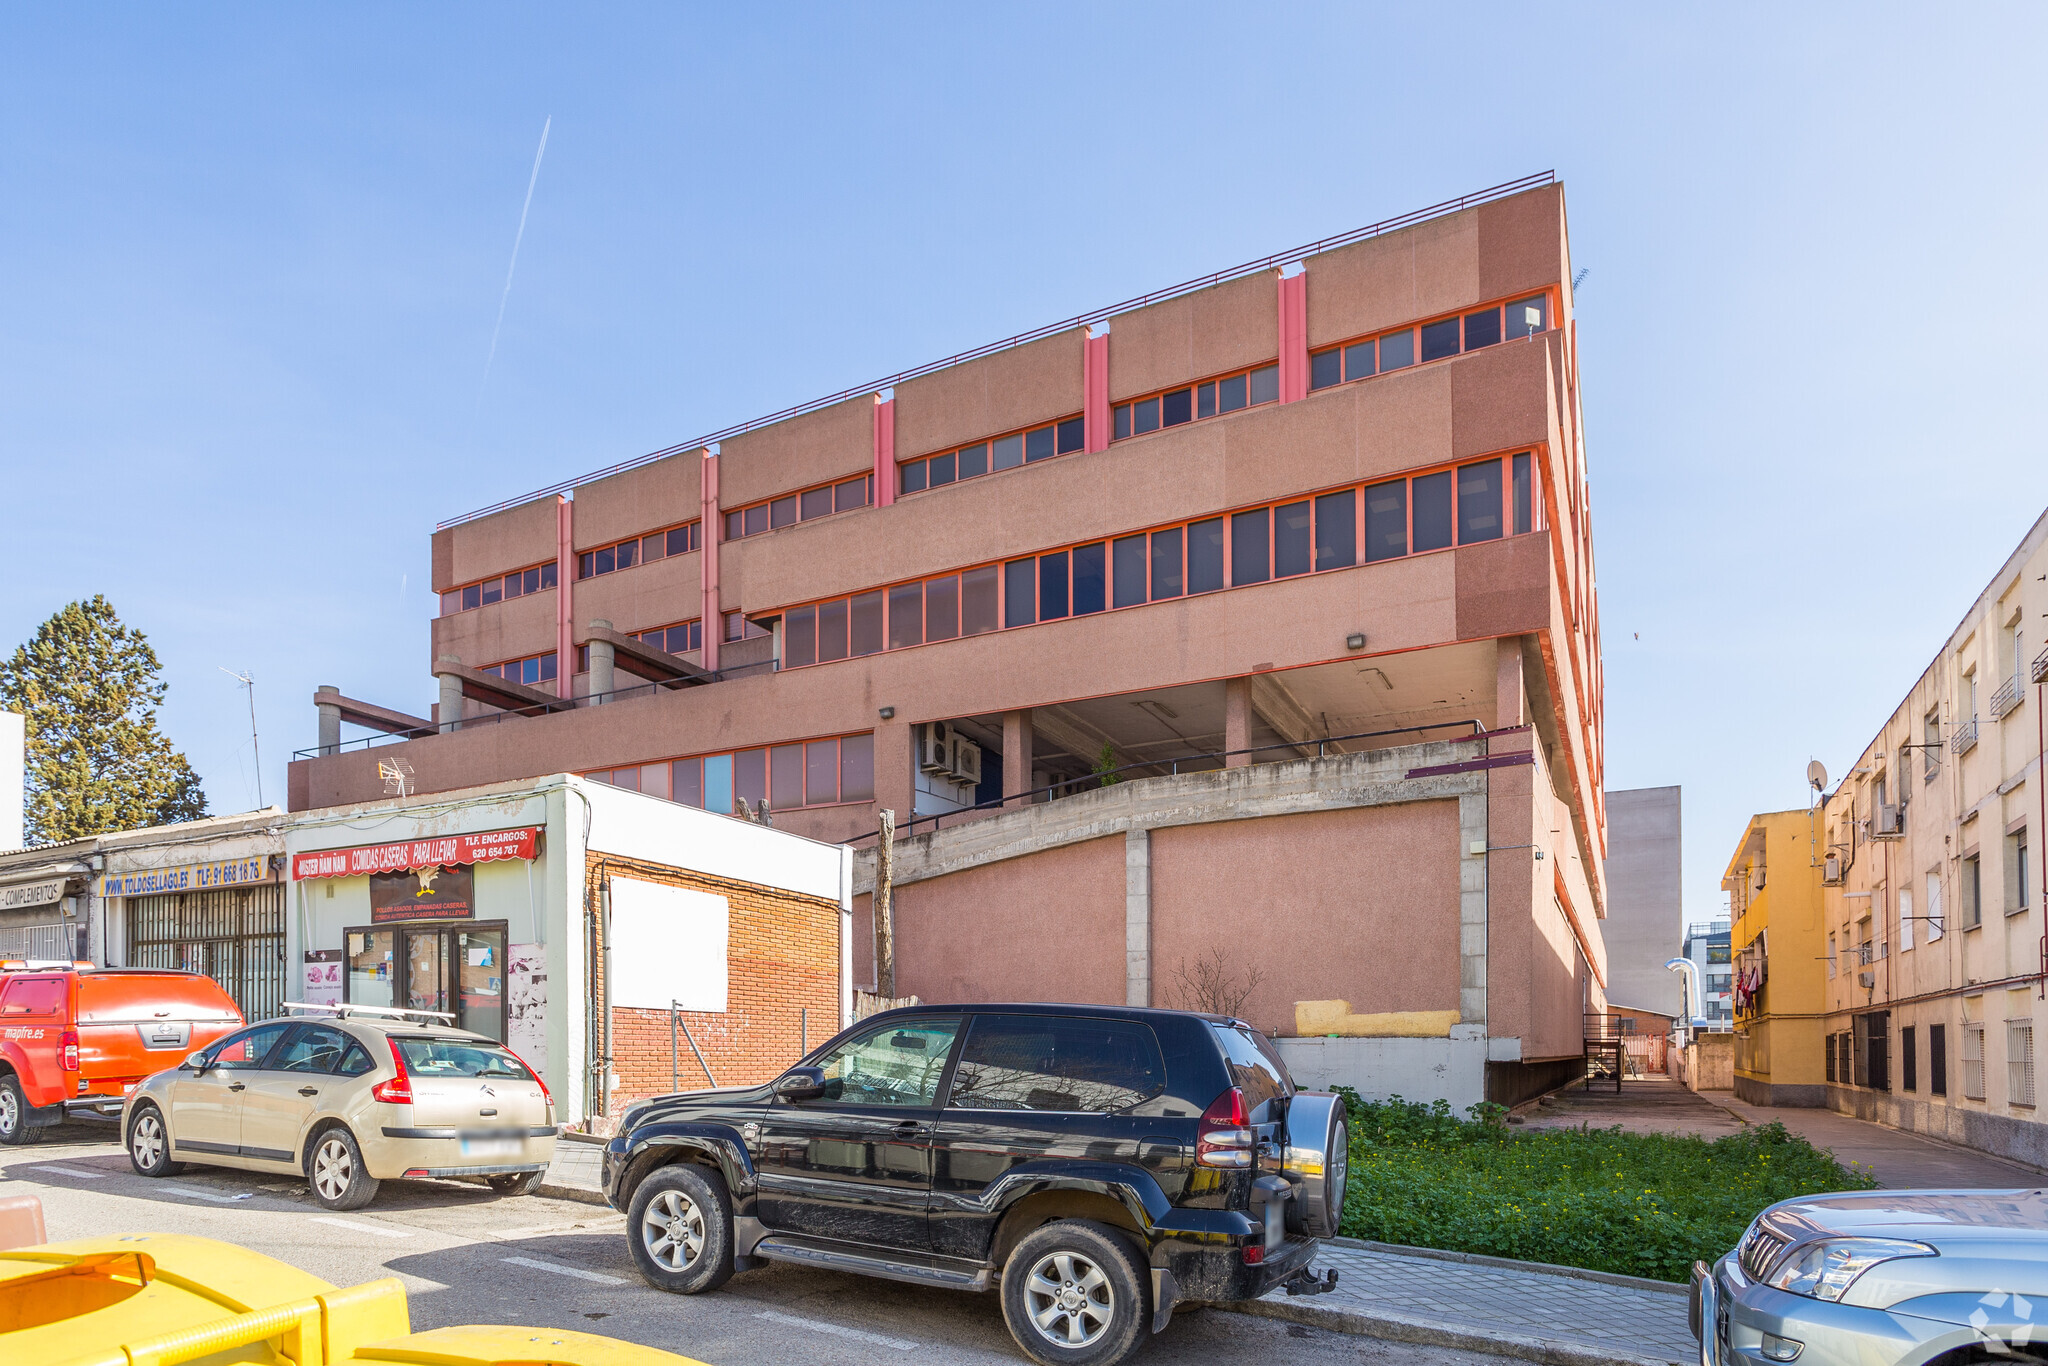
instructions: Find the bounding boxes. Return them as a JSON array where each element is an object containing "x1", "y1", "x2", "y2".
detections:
[
  {"x1": 1694, "y1": 1189, "x2": 2048, "y2": 1365},
  {"x1": 122, "y1": 1003, "x2": 557, "y2": 1210}
]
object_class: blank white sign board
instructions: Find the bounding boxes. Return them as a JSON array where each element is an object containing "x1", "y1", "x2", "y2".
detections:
[{"x1": 607, "y1": 877, "x2": 729, "y2": 1012}]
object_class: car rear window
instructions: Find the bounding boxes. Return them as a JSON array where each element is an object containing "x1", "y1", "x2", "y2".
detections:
[
  {"x1": 948, "y1": 1014, "x2": 1167, "y2": 1113},
  {"x1": 1, "y1": 978, "x2": 65, "y2": 1016},
  {"x1": 1211, "y1": 1023, "x2": 1292, "y2": 1117},
  {"x1": 395, "y1": 1038, "x2": 535, "y2": 1081},
  {"x1": 77, "y1": 973, "x2": 239, "y2": 1021}
]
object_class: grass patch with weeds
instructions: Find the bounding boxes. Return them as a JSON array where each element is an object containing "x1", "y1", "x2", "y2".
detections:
[{"x1": 1335, "y1": 1092, "x2": 1877, "y2": 1283}]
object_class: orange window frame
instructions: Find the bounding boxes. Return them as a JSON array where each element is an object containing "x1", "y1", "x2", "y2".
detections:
[
  {"x1": 896, "y1": 413, "x2": 1087, "y2": 496},
  {"x1": 586, "y1": 729, "x2": 877, "y2": 812},
  {"x1": 1112, "y1": 361, "x2": 1280, "y2": 442},
  {"x1": 1310, "y1": 287, "x2": 1560, "y2": 394},
  {"x1": 577, "y1": 520, "x2": 701, "y2": 581},
  {"x1": 442, "y1": 559, "x2": 561, "y2": 615},
  {"x1": 724, "y1": 474, "x2": 872, "y2": 541}
]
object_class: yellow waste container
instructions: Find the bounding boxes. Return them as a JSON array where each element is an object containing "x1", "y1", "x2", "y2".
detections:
[{"x1": 0, "y1": 1233, "x2": 705, "y2": 1366}]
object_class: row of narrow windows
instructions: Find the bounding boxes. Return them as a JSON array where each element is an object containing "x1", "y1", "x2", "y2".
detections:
[
  {"x1": 585, "y1": 732, "x2": 876, "y2": 812},
  {"x1": 779, "y1": 451, "x2": 1535, "y2": 668}
]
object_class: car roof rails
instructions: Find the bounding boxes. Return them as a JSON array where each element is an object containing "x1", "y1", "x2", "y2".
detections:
[
  {"x1": 0, "y1": 959, "x2": 94, "y2": 972},
  {"x1": 281, "y1": 1000, "x2": 457, "y2": 1023}
]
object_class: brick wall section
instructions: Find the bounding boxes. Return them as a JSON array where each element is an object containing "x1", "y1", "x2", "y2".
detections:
[{"x1": 584, "y1": 852, "x2": 840, "y2": 1123}]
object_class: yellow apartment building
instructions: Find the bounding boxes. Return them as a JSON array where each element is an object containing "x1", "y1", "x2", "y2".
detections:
[{"x1": 1724, "y1": 810, "x2": 1829, "y2": 1106}]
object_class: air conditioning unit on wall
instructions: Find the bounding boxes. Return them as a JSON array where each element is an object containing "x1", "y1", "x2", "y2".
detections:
[
  {"x1": 918, "y1": 722, "x2": 953, "y2": 774},
  {"x1": 951, "y1": 737, "x2": 983, "y2": 787},
  {"x1": 1872, "y1": 804, "x2": 1905, "y2": 840},
  {"x1": 1823, "y1": 853, "x2": 1845, "y2": 885}
]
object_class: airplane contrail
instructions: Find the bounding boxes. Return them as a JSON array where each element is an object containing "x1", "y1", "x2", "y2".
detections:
[{"x1": 476, "y1": 116, "x2": 552, "y2": 412}]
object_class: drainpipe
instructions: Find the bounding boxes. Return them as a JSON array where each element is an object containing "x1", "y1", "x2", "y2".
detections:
[{"x1": 601, "y1": 873, "x2": 614, "y2": 1125}]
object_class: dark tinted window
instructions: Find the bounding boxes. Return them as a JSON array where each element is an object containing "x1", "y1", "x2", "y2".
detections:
[
  {"x1": 1072, "y1": 542, "x2": 1106, "y2": 616},
  {"x1": 1133, "y1": 397, "x2": 1160, "y2": 434},
  {"x1": 1248, "y1": 365, "x2": 1279, "y2": 405},
  {"x1": 1412, "y1": 471, "x2": 1454, "y2": 552},
  {"x1": 1378, "y1": 328, "x2": 1414, "y2": 370},
  {"x1": 1113, "y1": 536, "x2": 1147, "y2": 607},
  {"x1": 850, "y1": 592, "x2": 884, "y2": 656},
  {"x1": 1315, "y1": 490, "x2": 1356, "y2": 569},
  {"x1": 1463, "y1": 307, "x2": 1501, "y2": 350},
  {"x1": 1930, "y1": 1024, "x2": 1947, "y2": 1095},
  {"x1": 1512, "y1": 453, "x2": 1532, "y2": 534},
  {"x1": 1507, "y1": 295, "x2": 1547, "y2": 338},
  {"x1": 1005, "y1": 559, "x2": 1036, "y2": 627},
  {"x1": 275, "y1": 1025, "x2": 354, "y2": 1074},
  {"x1": 816, "y1": 1017, "x2": 962, "y2": 1107},
  {"x1": 1161, "y1": 388, "x2": 1192, "y2": 427},
  {"x1": 1457, "y1": 459, "x2": 1503, "y2": 543},
  {"x1": 1365, "y1": 480, "x2": 1407, "y2": 561},
  {"x1": 962, "y1": 566, "x2": 1000, "y2": 635},
  {"x1": 770, "y1": 497, "x2": 797, "y2": 529},
  {"x1": 1275, "y1": 500, "x2": 1312, "y2": 577},
  {"x1": 929, "y1": 452, "x2": 956, "y2": 487},
  {"x1": 1210, "y1": 1024, "x2": 1291, "y2": 1118},
  {"x1": 1231, "y1": 509, "x2": 1269, "y2": 585},
  {"x1": 1310, "y1": 349, "x2": 1341, "y2": 390},
  {"x1": 1038, "y1": 551, "x2": 1070, "y2": 621},
  {"x1": 899, "y1": 461, "x2": 927, "y2": 494},
  {"x1": 949, "y1": 1014, "x2": 1166, "y2": 1113},
  {"x1": 1188, "y1": 518, "x2": 1224, "y2": 593},
  {"x1": 958, "y1": 444, "x2": 988, "y2": 478},
  {"x1": 1217, "y1": 373, "x2": 1248, "y2": 413},
  {"x1": 819, "y1": 599, "x2": 849, "y2": 660},
  {"x1": 1026, "y1": 425, "x2": 1056, "y2": 461},
  {"x1": 1056, "y1": 418, "x2": 1084, "y2": 454},
  {"x1": 888, "y1": 583, "x2": 923, "y2": 648},
  {"x1": 1420, "y1": 318, "x2": 1461, "y2": 362},
  {"x1": 338, "y1": 1043, "x2": 374, "y2": 1077},
  {"x1": 1149, "y1": 527, "x2": 1183, "y2": 600},
  {"x1": 800, "y1": 487, "x2": 832, "y2": 520},
  {"x1": 1344, "y1": 339, "x2": 1375, "y2": 379},
  {"x1": 1197, "y1": 382, "x2": 1217, "y2": 419}
]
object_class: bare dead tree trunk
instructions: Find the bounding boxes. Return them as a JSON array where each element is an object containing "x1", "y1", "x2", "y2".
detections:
[{"x1": 876, "y1": 808, "x2": 896, "y2": 999}]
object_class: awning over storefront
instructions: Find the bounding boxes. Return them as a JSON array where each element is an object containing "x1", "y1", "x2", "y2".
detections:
[
  {"x1": 0, "y1": 861, "x2": 91, "y2": 914},
  {"x1": 100, "y1": 855, "x2": 275, "y2": 898},
  {"x1": 291, "y1": 827, "x2": 540, "y2": 880}
]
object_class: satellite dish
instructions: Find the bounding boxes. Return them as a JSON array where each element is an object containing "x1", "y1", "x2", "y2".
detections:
[{"x1": 1806, "y1": 760, "x2": 1828, "y2": 793}]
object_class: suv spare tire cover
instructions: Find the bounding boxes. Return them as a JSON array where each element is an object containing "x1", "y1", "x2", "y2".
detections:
[{"x1": 1282, "y1": 1092, "x2": 1347, "y2": 1238}]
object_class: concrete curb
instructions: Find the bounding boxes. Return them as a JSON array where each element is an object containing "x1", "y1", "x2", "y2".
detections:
[
  {"x1": 1329, "y1": 1236, "x2": 1689, "y2": 1296},
  {"x1": 1222, "y1": 1297, "x2": 1685, "y2": 1366},
  {"x1": 536, "y1": 1181, "x2": 611, "y2": 1207}
]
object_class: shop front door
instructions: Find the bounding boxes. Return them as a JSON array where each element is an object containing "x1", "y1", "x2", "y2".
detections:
[{"x1": 344, "y1": 922, "x2": 506, "y2": 1042}]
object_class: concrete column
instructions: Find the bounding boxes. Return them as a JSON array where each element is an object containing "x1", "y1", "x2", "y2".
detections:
[
  {"x1": 315, "y1": 686, "x2": 342, "y2": 756},
  {"x1": 1125, "y1": 828, "x2": 1151, "y2": 1006},
  {"x1": 1496, "y1": 637, "x2": 1526, "y2": 729},
  {"x1": 1003, "y1": 710, "x2": 1034, "y2": 808},
  {"x1": 1459, "y1": 792, "x2": 1490, "y2": 1028},
  {"x1": 1224, "y1": 677, "x2": 1253, "y2": 767},
  {"x1": 436, "y1": 656, "x2": 464, "y2": 734},
  {"x1": 587, "y1": 619, "x2": 616, "y2": 701}
]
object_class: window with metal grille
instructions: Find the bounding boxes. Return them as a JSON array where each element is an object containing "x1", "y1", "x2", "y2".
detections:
[
  {"x1": 1901, "y1": 1026, "x2": 1917, "y2": 1092},
  {"x1": 1962, "y1": 1023, "x2": 1986, "y2": 1100},
  {"x1": 1825, "y1": 1033, "x2": 1836, "y2": 1082},
  {"x1": 2010, "y1": 1021, "x2": 2035, "y2": 1107},
  {"x1": 126, "y1": 885, "x2": 286, "y2": 1022},
  {"x1": 1930, "y1": 1023, "x2": 1948, "y2": 1096}
]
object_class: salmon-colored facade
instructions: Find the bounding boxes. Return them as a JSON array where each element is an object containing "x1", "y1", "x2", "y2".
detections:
[{"x1": 292, "y1": 175, "x2": 1608, "y2": 1107}]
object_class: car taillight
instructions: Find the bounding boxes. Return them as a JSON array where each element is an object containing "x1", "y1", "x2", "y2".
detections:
[
  {"x1": 61, "y1": 1030, "x2": 79, "y2": 1072},
  {"x1": 503, "y1": 1043, "x2": 551, "y2": 1109},
  {"x1": 370, "y1": 1037, "x2": 413, "y2": 1105},
  {"x1": 1196, "y1": 1087, "x2": 1253, "y2": 1168}
]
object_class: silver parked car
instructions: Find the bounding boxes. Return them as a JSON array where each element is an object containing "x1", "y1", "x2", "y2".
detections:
[{"x1": 1694, "y1": 1189, "x2": 2048, "y2": 1365}]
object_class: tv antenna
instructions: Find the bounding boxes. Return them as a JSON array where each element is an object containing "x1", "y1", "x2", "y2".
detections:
[
  {"x1": 1572, "y1": 266, "x2": 1590, "y2": 293},
  {"x1": 219, "y1": 667, "x2": 262, "y2": 808},
  {"x1": 378, "y1": 758, "x2": 416, "y2": 798}
]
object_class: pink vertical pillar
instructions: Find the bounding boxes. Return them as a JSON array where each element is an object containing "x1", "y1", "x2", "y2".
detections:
[
  {"x1": 873, "y1": 394, "x2": 896, "y2": 507},
  {"x1": 1083, "y1": 330, "x2": 1110, "y2": 453},
  {"x1": 700, "y1": 449, "x2": 721, "y2": 671},
  {"x1": 555, "y1": 495, "x2": 573, "y2": 692},
  {"x1": 1277, "y1": 270, "x2": 1308, "y2": 403}
]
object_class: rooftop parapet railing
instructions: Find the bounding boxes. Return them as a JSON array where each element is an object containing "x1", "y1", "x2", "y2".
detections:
[{"x1": 435, "y1": 171, "x2": 1558, "y2": 531}]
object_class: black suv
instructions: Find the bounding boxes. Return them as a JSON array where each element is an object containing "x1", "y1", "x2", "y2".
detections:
[{"x1": 602, "y1": 1003, "x2": 1344, "y2": 1366}]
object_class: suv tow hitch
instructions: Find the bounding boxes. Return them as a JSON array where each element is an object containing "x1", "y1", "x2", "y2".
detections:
[{"x1": 1282, "y1": 1267, "x2": 1340, "y2": 1297}]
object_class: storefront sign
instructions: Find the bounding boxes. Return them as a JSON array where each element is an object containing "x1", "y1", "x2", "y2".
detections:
[
  {"x1": 100, "y1": 856, "x2": 273, "y2": 898},
  {"x1": 292, "y1": 827, "x2": 538, "y2": 880},
  {"x1": 369, "y1": 865, "x2": 476, "y2": 923},
  {"x1": 0, "y1": 880, "x2": 67, "y2": 912}
]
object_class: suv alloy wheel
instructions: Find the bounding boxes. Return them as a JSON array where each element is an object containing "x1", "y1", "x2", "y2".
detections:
[
  {"x1": 1000, "y1": 1221, "x2": 1149, "y2": 1366},
  {"x1": 0, "y1": 1076, "x2": 41, "y2": 1146},
  {"x1": 627, "y1": 1164, "x2": 735, "y2": 1295}
]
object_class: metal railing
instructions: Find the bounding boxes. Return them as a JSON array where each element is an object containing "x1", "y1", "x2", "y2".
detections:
[
  {"x1": 2034, "y1": 642, "x2": 2048, "y2": 685},
  {"x1": 1991, "y1": 673, "x2": 2024, "y2": 720},
  {"x1": 1951, "y1": 717, "x2": 1980, "y2": 756},
  {"x1": 436, "y1": 172, "x2": 1557, "y2": 530},
  {"x1": 291, "y1": 659, "x2": 780, "y2": 759},
  {"x1": 846, "y1": 719, "x2": 1489, "y2": 846}
]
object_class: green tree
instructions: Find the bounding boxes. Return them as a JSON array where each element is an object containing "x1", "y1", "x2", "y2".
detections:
[{"x1": 0, "y1": 596, "x2": 208, "y2": 843}]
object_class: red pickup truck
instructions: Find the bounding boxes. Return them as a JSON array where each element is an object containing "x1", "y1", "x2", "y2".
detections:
[{"x1": 0, "y1": 963, "x2": 244, "y2": 1144}]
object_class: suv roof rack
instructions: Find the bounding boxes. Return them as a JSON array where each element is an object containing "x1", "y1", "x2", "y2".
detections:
[
  {"x1": 281, "y1": 1000, "x2": 457, "y2": 1023},
  {"x1": 0, "y1": 959, "x2": 96, "y2": 972}
]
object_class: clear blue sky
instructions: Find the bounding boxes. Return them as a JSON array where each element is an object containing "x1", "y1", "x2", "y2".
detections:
[{"x1": 3, "y1": 7, "x2": 2044, "y2": 928}]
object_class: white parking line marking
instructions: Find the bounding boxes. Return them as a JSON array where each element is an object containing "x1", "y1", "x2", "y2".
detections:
[
  {"x1": 162, "y1": 1185, "x2": 255, "y2": 1203},
  {"x1": 500, "y1": 1256, "x2": 625, "y2": 1284},
  {"x1": 755, "y1": 1310, "x2": 919, "y2": 1352},
  {"x1": 30, "y1": 1165, "x2": 108, "y2": 1180},
  {"x1": 311, "y1": 1216, "x2": 413, "y2": 1239}
]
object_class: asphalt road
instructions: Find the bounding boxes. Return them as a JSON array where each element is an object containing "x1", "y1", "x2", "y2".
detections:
[{"x1": 0, "y1": 1126, "x2": 1499, "y2": 1366}]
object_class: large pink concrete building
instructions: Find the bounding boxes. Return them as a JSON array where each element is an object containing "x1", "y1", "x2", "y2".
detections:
[{"x1": 293, "y1": 173, "x2": 1609, "y2": 1106}]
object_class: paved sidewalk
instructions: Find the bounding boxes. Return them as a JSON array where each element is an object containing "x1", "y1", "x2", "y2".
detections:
[
  {"x1": 540, "y1": 1134, "x2": 609, "y2": 1204},
  {"x1": 1237, "y1": 1239, "x2": 1694, "y2": 1366},
  {"x1": 1714, "y1": 1095, "x2": 2045, "y2": 1189},
  {"x1": 1519, "y1": 1075, "x2": 1744, "y2": 1139}
]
